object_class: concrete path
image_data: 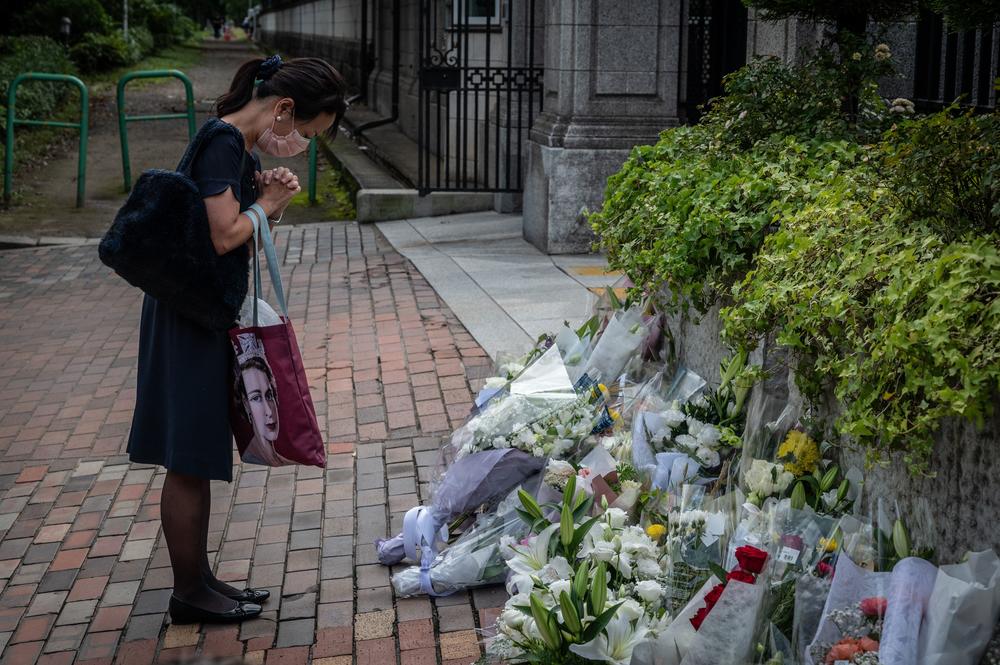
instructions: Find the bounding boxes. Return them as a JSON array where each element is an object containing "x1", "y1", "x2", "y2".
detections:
[
  {"x1": 376, "y1": 212, "x2": 620, "y2": 359},
  {"x1": 0, "y1": 222, "x2": 508, "y2": 664}
]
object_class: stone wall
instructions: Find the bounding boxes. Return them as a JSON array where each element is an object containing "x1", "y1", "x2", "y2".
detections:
[
  {"x1": 665, "y1": 304, "x2": 1000, "y2": 563},
  {"x1": 256, "y1": 0, "x2": 369, "y2": 91}
]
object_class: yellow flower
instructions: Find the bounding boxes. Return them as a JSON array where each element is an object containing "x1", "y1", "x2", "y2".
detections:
[
  {"x1": 819, "y1": 537, "x2": 839, "y2": 552},
  {"x1": 609, "y1": 409, "x2": 621, "y2": 421},
  {"x1": 646, "y1": 524, "x2": 666, "y2": 541},
  {"x1": 778, "y1": 430, "x2": 821, "y2": 477}
]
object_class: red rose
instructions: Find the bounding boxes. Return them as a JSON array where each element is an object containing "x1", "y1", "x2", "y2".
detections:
[
  {"x1": 860, "y1": 596, "x2": 888, "y2": 617},
  {"x1": 735, "y1": 545, "x2": 769, "y2": 574},
  {"x1": 703, "y1": 583, "x2": 725, "y2": 608},
  {"x1": 690, "y1": 606, "x2": 710, "y2": 630},
  {"x1": 816, "y1": 561, "x2": 834, "y2": 578},
  {"x1": 727, "y1": 569, "x2": 756, "y2": 584}
]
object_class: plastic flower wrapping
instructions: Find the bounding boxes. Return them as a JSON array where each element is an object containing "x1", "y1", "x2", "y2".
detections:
[{"x1": 372, "y1": 293, "x2": 1000, "y2": 665}]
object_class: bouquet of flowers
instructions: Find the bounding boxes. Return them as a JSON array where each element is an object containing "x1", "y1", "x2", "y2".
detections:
[
  {"x1": 390, "y1": 478, "x2": 542, "y2": 597},
  {"x1": 490, "y1": 477, "x2": 672, "y2": 665}
]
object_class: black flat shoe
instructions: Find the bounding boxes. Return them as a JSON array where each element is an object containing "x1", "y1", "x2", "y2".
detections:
[
  {"x1": 169, "y1": 596, "x2": 263, "y2": 625},
  {"x1": 225, "y1": 588, "x2": 270, "y2": 603}
]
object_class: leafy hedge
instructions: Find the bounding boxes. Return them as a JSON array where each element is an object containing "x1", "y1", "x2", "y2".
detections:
[
  {"x1": 0, "y1": 36, "x2": 76, "y2": 134},
  {"x1": 591, "y1": 46, "x2": 1000, "y2": 471}
]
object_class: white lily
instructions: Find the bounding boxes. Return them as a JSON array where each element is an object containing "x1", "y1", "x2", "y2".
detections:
[
  {"x1": 506, "y1": 524, "x2": 560, "y2": 593},
  {"x1": 569, "y1": 614, "x2": 651, "y2": 665}
]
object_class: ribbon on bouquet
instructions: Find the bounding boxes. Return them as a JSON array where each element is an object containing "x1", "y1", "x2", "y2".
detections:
[{"x1": 402, "y1": 506, "x2": 450, "y2": 596}]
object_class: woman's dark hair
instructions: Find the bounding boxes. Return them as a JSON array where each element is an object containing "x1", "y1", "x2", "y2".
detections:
[{"x1": 216, "y1": 56, "x2": 348, "y2": 134}]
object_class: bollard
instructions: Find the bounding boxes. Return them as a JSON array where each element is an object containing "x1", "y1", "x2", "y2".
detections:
[
  {"x1": 117, "y1": 69, "x2": 197, "y2": 192},
  {"x1": 4, "y1": 73, "x2": 89, "y2": 207}
]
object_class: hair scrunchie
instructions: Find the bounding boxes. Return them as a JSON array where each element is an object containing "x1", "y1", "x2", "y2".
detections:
[{"x1": 257, "y1": 54, "x2": 283, "y2": 81}]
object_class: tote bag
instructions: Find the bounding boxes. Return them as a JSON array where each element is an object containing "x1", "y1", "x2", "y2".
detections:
[
  {"x1": 229, "y1": 213, "x2": 326, "y2": 468},
  {"x1": 99, "y1": 119, "x2": 249, "y2": 331}
]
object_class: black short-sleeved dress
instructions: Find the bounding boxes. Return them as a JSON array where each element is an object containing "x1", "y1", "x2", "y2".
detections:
[{"x1": 127, "y1": 120, "x2": 261, "y2": 482}]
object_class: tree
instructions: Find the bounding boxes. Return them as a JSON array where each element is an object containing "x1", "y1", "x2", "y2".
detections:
[{"x1": 741, "y1": 0, "x2": 920, "y2": 37}]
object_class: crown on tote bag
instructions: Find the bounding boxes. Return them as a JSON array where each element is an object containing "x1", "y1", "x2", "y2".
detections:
[{"x1": 234, "y1": 333, "x2": 268, "y2": 365}]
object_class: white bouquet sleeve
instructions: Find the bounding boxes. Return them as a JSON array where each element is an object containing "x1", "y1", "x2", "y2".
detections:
[
  {"x1": 390, "y1": 488, "x2": 531, "y2": 597},
  {"x1": 918, "y1": 549, "x2": 1000, "y2": 665},
  {"x1": 636, "y1": 575, "x2": 722, "y2": 665},
  {"x1": 584, "y1": 305, "x2": 647, "y2": 382},
  {"x1": 680, "y1": 580, "x2": 767, "y2": 665}
]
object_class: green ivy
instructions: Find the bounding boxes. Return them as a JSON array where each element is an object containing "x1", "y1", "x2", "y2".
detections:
[
  {"x1": 591, "y1": 45, "x2": 1000, "y2": 471},
  {"x1": 722, "y1": 173, "x2": 1000, "y2": 472}
]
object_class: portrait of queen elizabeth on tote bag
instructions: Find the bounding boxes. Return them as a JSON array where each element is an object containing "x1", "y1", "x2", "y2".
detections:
[{"x1": 232, "y1": 333, "x2": 292, "y2": 466}]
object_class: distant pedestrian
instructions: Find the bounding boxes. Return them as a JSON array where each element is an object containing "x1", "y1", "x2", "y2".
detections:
[
  {"x1": 126, "y1": 54, "x2": 347, "y2": 625},
  {"x1": 211, "y1": 16, "x2": 223, "y2": 39}
]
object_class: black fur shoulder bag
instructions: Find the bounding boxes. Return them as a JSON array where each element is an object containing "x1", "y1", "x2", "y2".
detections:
[{"x1": 98, "y1": 118, "x2": 249, "y2": 331}]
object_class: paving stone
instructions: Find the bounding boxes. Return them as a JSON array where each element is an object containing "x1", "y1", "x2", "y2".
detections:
[
  {"x1": 0, "y1": 222, "x2": 498, "y2": 663},
  {"x1": 55, "y1": 600, "x2": 97, "y2": 626},
  {"x1": 275, "y1": 618, "x2": 315, "y2": 648},
  {"x1": 354, "y1": 609, "x2": 395, "y2": 640},
  {"x1": 439, "y1": 629, "x2": 482, "y2": 660}
]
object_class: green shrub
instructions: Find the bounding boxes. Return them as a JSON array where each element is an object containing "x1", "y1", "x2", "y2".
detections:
[
  {"x1": 881, "y1": 110, "x2": 999, "y2": 239},
  {"x1": 0, "y1": 36, "x2": 77, "y2": 134},
  {"x1": 592, "y1": 44, "x2": 999, "y2": 470},
  {"x1": 591, "y1": 126, "x2": 864, "y2": 313},
  {"x1": 128, "y1": 25, "x2": 155, "y2": 59},
  {"x1": 69, "y1": 32, "x2": 136, "y2": 73},
  {"x1": 721, "y1": 166, "x2": 1000, "y2": 473},
  {"x1": 13, "y1": 0, "x2": 114, "y2": 44},
  {"x1": 124, "y1": 0, "x2": 199, "y2": 49}
]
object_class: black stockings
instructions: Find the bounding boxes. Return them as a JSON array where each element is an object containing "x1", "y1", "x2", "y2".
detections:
[{"x1": 161, "y1": 471, "x2": 238, "y2": 612}]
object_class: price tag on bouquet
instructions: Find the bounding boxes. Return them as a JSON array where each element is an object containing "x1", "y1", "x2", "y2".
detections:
[{"x1": 778, "y1": 546, "x2": 800, "y2": 564}]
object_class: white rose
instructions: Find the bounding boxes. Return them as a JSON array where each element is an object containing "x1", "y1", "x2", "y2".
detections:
[
  {"x1": 618, "y1": 598, "x2": 644, "y2": 622},
  {"x1": 663, "y1": 408, "x2": 686, "y2": 428},
  {"x1": 500, "y1": 607, "x2": 524, "y2": 630},
  {"x1": 635, "y1": 556, "x2": 663, "y2": 578},
  {"x1": 674, "y1": 434, "x2": 698, "y2": 449},
  {"x1": 696, "y1": 446, "x2": 720, "y2": 468},
  {"x1": 696, "y1": 424, "x2": 721, "y2": 447},
  {"x1": 685, "y1": 417, "x2": 704, "y2": 437},
  {"x1": 635, "y1": 580, "x2": 663, "y2": 603},
  {"x1": 589, "y1": 540, "x2": 618, "y2": 562}
]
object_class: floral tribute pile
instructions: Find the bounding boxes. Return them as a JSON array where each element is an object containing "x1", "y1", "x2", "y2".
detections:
[{"x1": 374, "y1": 290, "x2": 1000, "y2": 665}]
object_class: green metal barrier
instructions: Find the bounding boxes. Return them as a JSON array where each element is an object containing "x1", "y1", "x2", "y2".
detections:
[
  {"x1": 117, "y1": 69, "x2": 196, "y2": 192},
  {"x1": 308, "y1": 137, "x2": 317, "y2": 204},
  {"x1": 4, "y1": 73, "x2": 89, "y2": 207}
]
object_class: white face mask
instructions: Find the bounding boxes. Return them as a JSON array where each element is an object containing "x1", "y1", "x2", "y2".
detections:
[{"x1": 256, "y1": 108, "x2": 310, "y2": 157}]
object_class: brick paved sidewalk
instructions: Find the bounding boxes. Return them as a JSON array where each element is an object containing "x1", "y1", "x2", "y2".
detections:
[{"x1": 0, "y1": 223, "x2": 507, "y2": 664}]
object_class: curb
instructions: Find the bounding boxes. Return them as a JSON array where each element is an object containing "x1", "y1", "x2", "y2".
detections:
[{"x1": 0, "y1": 235, "x2": 99, "y2": 249}]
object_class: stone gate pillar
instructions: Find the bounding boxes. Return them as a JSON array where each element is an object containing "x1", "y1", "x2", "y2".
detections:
[{"x1": 523, "y1": 0, "x2": 683, "y2": 254}]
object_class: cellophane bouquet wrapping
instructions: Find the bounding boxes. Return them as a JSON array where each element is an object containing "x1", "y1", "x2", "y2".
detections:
[
  {"x1": 806, "y1": 552, "x2": 938, "y2": 665},
  {"x1": 917, "y1": 549, "x2": 1000, "y2": 665},
  {"x1": 391, "y1": 477, "x2": 542, "y2": 597}
]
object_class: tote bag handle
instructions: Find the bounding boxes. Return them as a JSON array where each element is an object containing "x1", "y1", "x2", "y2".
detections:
[{"x1": 244, "y1": 204, "x2": 288, "y2": 327}]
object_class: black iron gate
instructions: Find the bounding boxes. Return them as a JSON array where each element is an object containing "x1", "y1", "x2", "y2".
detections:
[
  {"x1": 683, "y1": 0, "x2": 748, "y2": 123},
  {"x1": 417, "y1": 0, "x2": 542, "y2": 194},
  {"x1": 914, "y1": 9, "x2": 998, "y2": 113}
]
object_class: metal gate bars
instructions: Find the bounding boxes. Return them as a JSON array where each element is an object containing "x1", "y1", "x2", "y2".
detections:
[{"x1": 416, "y1": 0, "x2": 543, "y2": 194}]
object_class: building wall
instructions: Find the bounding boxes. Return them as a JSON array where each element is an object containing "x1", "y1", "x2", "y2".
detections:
[{"x1": 257, "y1": 0, "x2": 370, "y2": 92}]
